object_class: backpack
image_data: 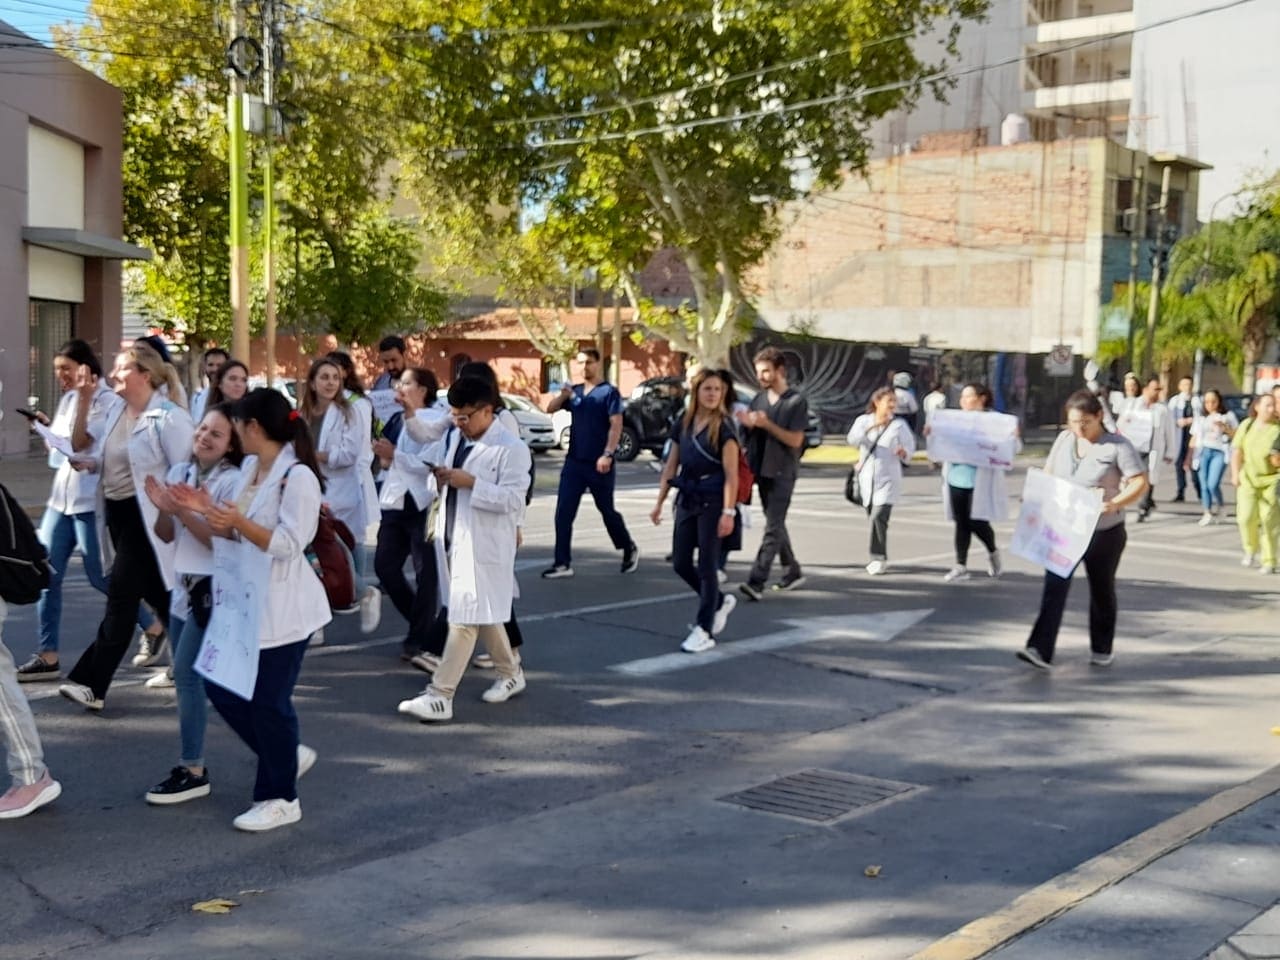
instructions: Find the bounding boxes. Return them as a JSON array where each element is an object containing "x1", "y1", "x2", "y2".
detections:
[
  {"x1": 688, "y1": 420, "x2": 754, "y2": 505},
  {"x1": 0, "y1": 482, "x2": 52, "y2": 604},
  {"x1": 281, "y1": 469, "x2": 359, "y2": 613}
]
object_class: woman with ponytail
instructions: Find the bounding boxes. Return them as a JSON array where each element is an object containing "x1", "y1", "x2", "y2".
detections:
[
  {"x1": 175, "y1": 388, "x2": 329, "y2": 831},
  {"x1": 58, "y1": 342, "x2": 194, "y2": 712}
]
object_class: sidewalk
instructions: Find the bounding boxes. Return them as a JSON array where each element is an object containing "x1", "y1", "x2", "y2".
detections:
[{"x1": 0, "y1": 449, "x2": 53, "y2": 518}]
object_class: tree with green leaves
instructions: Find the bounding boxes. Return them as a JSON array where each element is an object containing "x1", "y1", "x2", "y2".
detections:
[
  {"x1": 57, "y1": 0, "x2": 449, "y2": 362},
  {"x1": 362, "y1": 0, "x2": 987, "y2": 367}
]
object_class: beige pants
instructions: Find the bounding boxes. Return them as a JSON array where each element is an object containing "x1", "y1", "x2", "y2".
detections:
[{"x1": 427, "y1": 623, "x2": 520, "y2": 699}]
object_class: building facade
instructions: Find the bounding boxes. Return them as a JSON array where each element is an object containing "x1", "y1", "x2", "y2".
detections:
[
  {"x1": 754, "y1": 138, "x2": 1205, "y2": 358},
  {"x1": 0, "y1": 22, "x2": 147, "y2": 456}
]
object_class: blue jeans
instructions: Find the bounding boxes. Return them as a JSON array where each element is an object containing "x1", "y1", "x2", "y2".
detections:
[
  {"x1": 36, "y1": 509, "x2": 152, "y2": 654},
  {"x1": 553, "y1": 458, "x2": 633, "y2": 567},
  {"x1": 1198, "y1": 448, "x2": 1227, "y2": 511},
  {"x1": 170, "y1": 613, "x2": 208, "y2": 768}
]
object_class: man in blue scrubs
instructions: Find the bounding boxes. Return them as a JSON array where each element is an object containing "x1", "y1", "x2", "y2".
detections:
[{"x1": 543, "y1": 349, "x2": 639, "y2": 578}]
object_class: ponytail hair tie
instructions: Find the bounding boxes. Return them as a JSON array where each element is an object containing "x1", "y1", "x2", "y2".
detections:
[{"x1": 288, "y1": 409, "x2": 300, "y2": 421}]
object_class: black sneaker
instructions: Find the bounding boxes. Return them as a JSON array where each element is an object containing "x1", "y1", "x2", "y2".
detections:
[
  {"x1": 621, "y1": 543, "x2": 640, "y2": 574},
  {"x1": 772, "y1": 572, "x2": 807, "y2": 592},
  {"x1": 541, "y1": 564, "x2": 574, "y2": 580},
  {"x1": 16, "y1": 654, "x2": 60, "y2": 683},
  {"x1": 738, "y1": 582, "x2": 764, "y2": 602},
  {"x1": 145, "y1": 766, "x2": 211, "y2": 805}
]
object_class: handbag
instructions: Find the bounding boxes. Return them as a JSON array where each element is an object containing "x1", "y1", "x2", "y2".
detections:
[{"x1": 844, "y1": 466, "x2": 863, "y2": 507}]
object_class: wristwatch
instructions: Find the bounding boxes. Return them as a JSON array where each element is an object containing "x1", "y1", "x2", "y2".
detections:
[
  {"x1": 603, "y1": 450, "x2": 615, "y2": 458},
  {"x1": 721, "y1": 508, "x2": 735, "y2": 516}
]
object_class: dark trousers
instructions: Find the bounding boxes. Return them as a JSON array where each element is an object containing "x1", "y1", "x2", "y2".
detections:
[
  {"x1": 1174, "y1": 430, "x2": 1200, "y2": 498},
  {"x1": 553, "y1": 457, "x2": 632, "y2": 566},
  {"x1": 672, "y1": 500, "x2": 725, "y2": 633},
  {"x1": 206, "y1": 638, "x2": 309, "y2": 803},
  {"x1": 869, "y1": 504, "x2": 893, "y2": 560},
  {"x1": 68, "y1": 497, "x2": 171, "y2": 699},
  {"x1": 948, "y1": 485, "x2": 997, "y2": 566},
  {"x1": 374, "y1": 502, "x2": 438, "y2": 649},
  {"x1": 1026, "y1": 524, "x2": 1127, "y2": 663},
  {"x1": 748, "y1": 475, "x2": 799, "y2": 587}
]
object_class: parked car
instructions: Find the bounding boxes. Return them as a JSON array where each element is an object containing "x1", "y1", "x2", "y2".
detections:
[
  {"x1": 1220, "y1": 393, "x2": 1257, "y2": 423},
  {"x1": 247, "y1": 376, "x2": 297, "y2": 407},
  {"x1": 593, "y1": 376, "x2": 823, "y2": 462},
  {"x1": 436, "y1": 390, "x2": 556, "y2": 452}
]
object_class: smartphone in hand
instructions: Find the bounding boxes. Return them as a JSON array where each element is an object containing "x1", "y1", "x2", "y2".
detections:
[{"x1": 16, "y1": 408, "x2": 39, "y2": 421}]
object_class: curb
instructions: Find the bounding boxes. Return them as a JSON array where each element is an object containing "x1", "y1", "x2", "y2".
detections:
[{"x1": 910, "y1": 763, "x2": 1280, "y2": 960}]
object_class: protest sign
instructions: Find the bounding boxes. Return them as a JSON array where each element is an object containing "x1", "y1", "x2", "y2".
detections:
[
  {"x1": 925, "y1": 410, "x2": 1019, "y2": 469},
  {"x1": 195, "y1": 541, "x2": 269, "y2": 698},
  {"x1": 1010, "y1": 468, "x2": 1103, "y2": 578},
  {"x1": 368, "y1": 389, "x2": 401, "y2": 426},
  {"x1": 1115, "y1": 408, "x2": 1153, "y2": 453}
]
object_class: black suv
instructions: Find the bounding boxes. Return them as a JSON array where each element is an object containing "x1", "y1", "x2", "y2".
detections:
[{"x1": 614, "y1": 376, "x2": 823, "y2": 461}]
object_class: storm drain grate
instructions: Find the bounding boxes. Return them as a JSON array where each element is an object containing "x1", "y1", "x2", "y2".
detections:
[{"x1": 718, "y1": 769, "x2": 919, "y2": 823}]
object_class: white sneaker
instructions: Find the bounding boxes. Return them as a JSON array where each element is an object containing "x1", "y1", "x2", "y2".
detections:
[
  {"x1": 681, "y1": 625, "x2": 715, "y2": 653},
  {"x1": 1090, "y1": 653, "x2": 1114, "y2": 666},
  {"x1": 481, "y1": 671, "x2": 527, "y2": 703},
  {"x1": 865, "y1": 560, "x2": 888, "y2": 576},
  {"x1": 359, "y1": 587, "x2": 382, "y2": 634},
  {"x1": 1016, "y1": 647, "x2": 1052, "y2": 671},
  {"x1": 233, "y1": 798, "x2": 301, "y2": 832},
  {"x1": 716, "y1": 569, "x2": 728, "y2": 585},
  {"x1": 130, "y1": 629, "x2": 167, "y2": 668},
  {"x1": 943, "y1": 565, "x2": 970, "y2": 583},
  {"x1": 988, "y1": 550, "x2": 1003, "y2": 578},
  {"x1": 144, "y1": 668, "x2": 175, "y2": 689},
  {"x1": 1197, "y1": 512, "x2": 1214, "y2": 527},
  {"x1": 712, "y1": 593, "x2": 736, "y2": 635},
  {"x1": 1242, "y1": 553, "x2": 1256, "y2": 568},
  {"x1": 410, "y1": 652, "x2": 440, "y2": 674},
  {"x1": 472, "y1": 653, "x2": 496, "y2": 669},
  {"x1": 311, "y1": 627, "x2": 326, "y2": 647},
  {"x1": 297, "y1": 744, "x2": 317, "y2": 779},
  {"x1": 1262, "y1": 564, "x2": 1277, "y2": 575},
  {"x1": 398, "y1": 691, "x2": 453, "y2": 722},
  {"x1": 58, "y1": 682, "x2": 104, "y2": 712}
]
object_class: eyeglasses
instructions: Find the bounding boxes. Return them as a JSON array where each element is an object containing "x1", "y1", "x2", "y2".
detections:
[{"x1": 450, "y1": 405, "x2": 490, "y2": 425}]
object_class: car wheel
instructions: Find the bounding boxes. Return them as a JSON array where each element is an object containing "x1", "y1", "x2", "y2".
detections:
[
  {"x1": 559, "y1": 427, "x2": 571, "y2": 449},
  {"x1": 614, "y1": 426, "x2": 639, "y2": 462}
]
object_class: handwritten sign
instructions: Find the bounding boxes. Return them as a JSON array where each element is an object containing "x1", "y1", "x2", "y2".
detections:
[
  {"x1": 368, "y1": 389, "x2": 401, "y2": 426},
  {"x1": 195, "y1": 540, "x2": 270, "y2": 699},
  {"x1": 34, "y1": 421, "x2": 75, "y2": 458},
  {"x1": 926, "y1": 410, "x2": 1019, "y2": 469},
  {"x1": 1116, "y1": 408, "x2": 1154, "y2": 454},
  {"x1": 1010, "y1": 468, "x2": 1104, "y2": 578}
]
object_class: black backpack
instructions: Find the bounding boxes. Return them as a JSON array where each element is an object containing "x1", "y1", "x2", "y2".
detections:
[{"x1": 0, "y1": 482, "x2": 51, "y2": 604}]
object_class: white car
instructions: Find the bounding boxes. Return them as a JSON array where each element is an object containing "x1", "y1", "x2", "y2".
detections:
[
  {"x1": 436, "y1": 390, "x2": 556, "y2": 452},
  {"x1": 551, "y1": 408, "x2": 572, "y2": 449}
]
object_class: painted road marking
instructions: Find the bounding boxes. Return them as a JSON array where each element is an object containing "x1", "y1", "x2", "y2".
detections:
[
  {"x1": 910, "y1": 762, "x2": 1280, "y2": 960},
  {"x1": 610, "y1": 609, "x2": 934, "y2": 677}
]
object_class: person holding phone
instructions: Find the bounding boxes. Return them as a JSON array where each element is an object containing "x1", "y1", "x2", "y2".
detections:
[
  {"x1": 847, "y1": 387, "x2": 915, "y2": 575},
  {"x1": 16, "y1": 341, "x2": 162, "y2": 683}
]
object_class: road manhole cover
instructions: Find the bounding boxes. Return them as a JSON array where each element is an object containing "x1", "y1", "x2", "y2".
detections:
[{"x1": 719, "y1": 769, "x2": 919, "y2": 823}]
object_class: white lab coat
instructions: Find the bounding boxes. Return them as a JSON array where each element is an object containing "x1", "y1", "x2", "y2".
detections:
[
  {"x1": 379, "y1": 407, "x2": 450, "y2": 511},
  {"x1": 164, "y1": 459, "x2": 242, "y2": 620},
  {"x1": 96, "y1": 392, "x2": 195, "y2": 590},
  {"x1": 847, "y1": 415, "x2": 915, "y2": 508},
  {"x1": 226, "y1": 448, "x2": 332, "y2": 649},
  {"x1": 44, "y1": 383, "x2": 121, "y2": 516},
  {"x1": 941, "y1": 464, "x2": 1011, "y2": 523},
  {"x1": 427, "y1": 419, "x2": 530, "y2": 625},
  {"x1": 349, "y1": 393, "x2": 381, "y2": 531},
  {"x1": 316, "y1": 401, "x2": 371, "y2": 537}
]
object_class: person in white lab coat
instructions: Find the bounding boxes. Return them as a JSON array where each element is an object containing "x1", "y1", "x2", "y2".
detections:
[
  {"x1": 1115, "y1": 373, "x2": 1177, "y2": 522},
  {"x1": 398, "y1": 376, "x2": 530, "y2": 724},
  {"x1": 141, "y1": 403, "x2": 244, "y2": 805},
  {"x1": 847, "y1": 387, "x2": 915, "y2": 575},
  {"x1": 188, "y1": 388, "x2": 331, "y2": 832},
  {"x1": 299, "y1": 356, "x2": 380, "y2": 631},
  {"x1": 58, "y1": 342, "x2": 194, "y2": 712},
  {"x1": 934, "y1": 383, "x2": 1012, "y2": 582}
]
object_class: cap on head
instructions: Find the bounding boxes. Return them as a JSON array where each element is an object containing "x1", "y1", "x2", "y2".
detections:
[{"x1": 892, "y1": 372, "x2": 912, "y2": 389}]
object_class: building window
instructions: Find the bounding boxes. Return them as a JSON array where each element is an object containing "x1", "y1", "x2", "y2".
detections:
[{"x1": 28, "y1": 300, "x2": 74, "y2": 413}]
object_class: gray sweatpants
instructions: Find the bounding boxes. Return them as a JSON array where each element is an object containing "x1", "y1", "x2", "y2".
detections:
[{"x1": 0, "y1": 600, "x2": 49, "y2": 788}]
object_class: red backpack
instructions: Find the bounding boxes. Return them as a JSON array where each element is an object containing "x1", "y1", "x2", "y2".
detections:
[{"x1": 281, "y1": 469, "x2": 359, "y2": 613}]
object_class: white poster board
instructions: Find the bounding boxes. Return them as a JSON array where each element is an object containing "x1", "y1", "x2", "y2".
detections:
[
  {"x1": 1115, "y1": 408, "x2": 1153, "y2": 453},
  {"x1": 33, "y1": 421, "x2": 75, "y2": 458},
  {"x1": 1010, "y1": 468, "x2": 1104, "y2": 578},
  {"x1": 368, "y1": 389, "x2": 401, "y2": 426},
  {"x1": 926, "y1": 410, "x2": 1019, "y2": 469},
  {"x1": 195, "y1": 540, "x2": 270, "y2": 699}
]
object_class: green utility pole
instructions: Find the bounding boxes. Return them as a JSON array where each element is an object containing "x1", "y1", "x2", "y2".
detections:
[
  {"x1": 1124, "y1": 163, "x2": 1144, "y2": 373},
  {"x1": 228, "y1": 0, "x2": 250, "y2": 362},
  {"x1": 261, "y1": 0, "x2": 277, "y2": 387},
  {"x1": 1141, "y1": 163, "x2": 1172, "y2": 378}
]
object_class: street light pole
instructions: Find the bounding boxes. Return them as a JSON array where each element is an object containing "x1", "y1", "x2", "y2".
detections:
[{"x1": 1140, "y1": 163, "x2": 1171, "y2": 378}]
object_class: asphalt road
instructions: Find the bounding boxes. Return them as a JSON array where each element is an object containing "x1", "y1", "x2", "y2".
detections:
[{"x1": 2, "y1": 451, "x2": 1277, "y2": 960}]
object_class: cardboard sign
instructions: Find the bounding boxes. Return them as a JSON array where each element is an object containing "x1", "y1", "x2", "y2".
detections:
[
  {"x1": 1010, "y1": 468, "x2": 1104, "y2": 578},
  {"x1": 195, "y1": 540, "x2": 270, "y2": 699},
  {"x1": 1116, "y1": 408, "x2": 1154, "y2": 454},
  {"x1": 926, "y1": 410, "x2": 1019, "y2": 469}
]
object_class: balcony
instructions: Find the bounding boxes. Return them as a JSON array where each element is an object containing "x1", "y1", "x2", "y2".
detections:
[
  {"x1": 1024, "y1": 77, "x2": 1132, "y2": 110},
  {"x1": 1025, "y1": 10, "x2": 1134, "y2": 45},
  {"x1": 1026, "y1": 0, "x2": 1133, "y2": 24}
]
